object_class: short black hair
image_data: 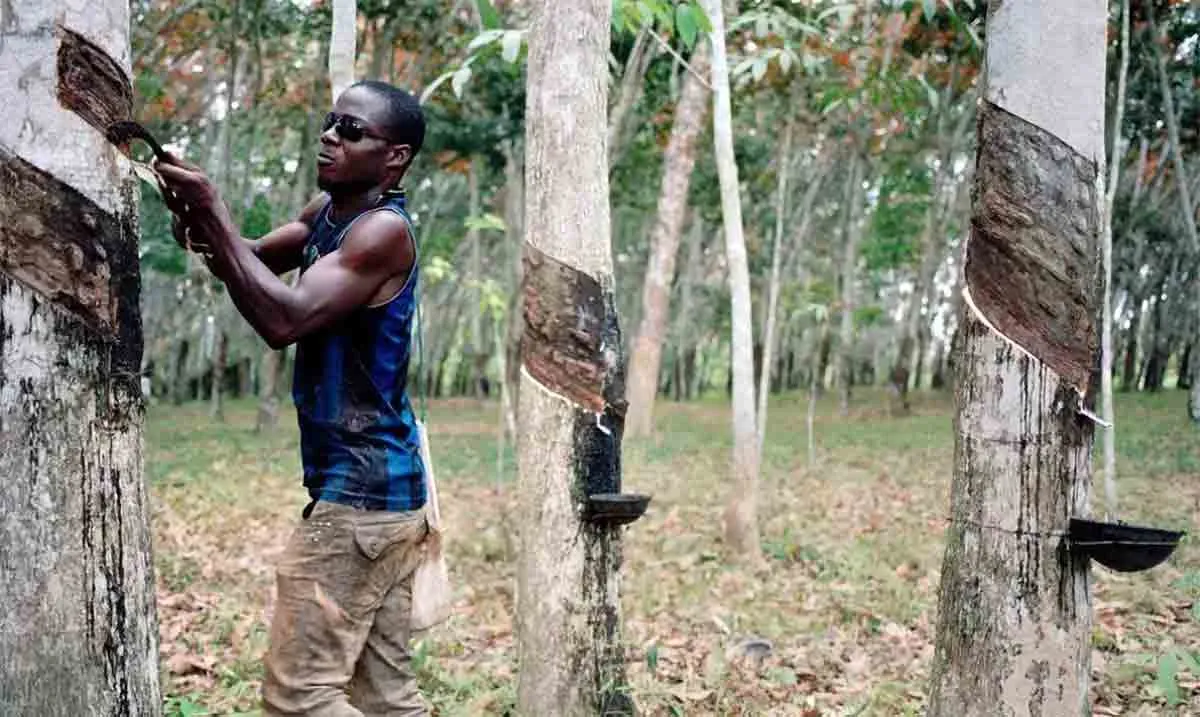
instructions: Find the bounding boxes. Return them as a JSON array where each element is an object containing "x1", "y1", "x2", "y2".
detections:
[{"x1": 350, "y1": 80, "x2": 425, "y2": 159}]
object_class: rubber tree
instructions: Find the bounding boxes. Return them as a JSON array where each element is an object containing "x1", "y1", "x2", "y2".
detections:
[
  {"x1": 0, "y1": 3, "x2": 160, "y2": 712},
  {"x1": 1100, "y1": 0, "x2": 1130, "y2": 516},
  {"x1": 929, "y1": 0, "x2": 1105, "y2": 714},
  {"x1": 624, "y1": 42, "x2": 710, "y2": 438},
  {"x1": 515, "y1": 0, "x2": 633, "y2": 713},
  {"x1": 701, "y1": 0, "x2": 761, "y2": 560}
]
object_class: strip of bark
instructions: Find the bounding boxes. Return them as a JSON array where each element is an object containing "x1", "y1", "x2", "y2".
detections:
[
  {"x1": 0, "y1": 149, "x2": 118, "y2": 334},
  {"x1": 965, "y1": 101, "x2": 1100, "y2": 393},
  {"x1": 56, "y1": 25, "x2": 133, "y2": 133},
  {"x1": 521, "y1": 242, "x2": 619, "y2": 415}
]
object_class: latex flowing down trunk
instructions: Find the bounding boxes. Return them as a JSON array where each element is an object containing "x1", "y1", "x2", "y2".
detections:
[
  {"x1": 515, "y1": 1, "x2": 632, "y2": 713},
  {"x1": 928, "y1": 1, "x2": 1104, "y2": 714},
  {"x1": 624, "y1": 44, "x2": 711, "y2": 438},
  {"x1": 701, "y1": 0, "x2": 761, "y2": 560},
  {"x1": 1100, "y1": 0, "x2": 1130, "y2": 516},
  {"x1": 0, "y1": 4, "x2": 160, "y2": 711},
  {"x1": 329, "y1": 0, "x2": 357, "y2": 100}
]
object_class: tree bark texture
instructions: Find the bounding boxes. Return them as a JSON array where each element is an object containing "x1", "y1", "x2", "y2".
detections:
[
  {"x1": 516, "y1": 0, "x2": 631, "y2": 714},
  {"x1": 928, "y1": 1, "x2": 1104, "y2": 714},
  {"x1": 624, "y1": 44, "x2": 710, "y2": 438},
  {"x1": 702, "y1": 0, "x2": 761, "y2": 560},
  {"x1": 0, "y1": 5, "x2": 159, "y2": 713}
]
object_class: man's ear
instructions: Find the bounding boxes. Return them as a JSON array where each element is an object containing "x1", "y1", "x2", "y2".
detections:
[{"x1": 387, "y1": 144, "x2": 413, "y2": 173}]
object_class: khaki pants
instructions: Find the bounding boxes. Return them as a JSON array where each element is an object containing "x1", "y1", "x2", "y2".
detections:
[{"x1": 263, "y1": 502, "x2": 429, "y2": 716}]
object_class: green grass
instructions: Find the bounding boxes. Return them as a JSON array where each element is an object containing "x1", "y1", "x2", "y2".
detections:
[{"x1": 147, "y1": 389, "x2": 1200, "y2": 715}]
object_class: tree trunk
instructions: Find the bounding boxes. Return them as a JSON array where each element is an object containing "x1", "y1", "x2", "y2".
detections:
[
  {"x1": 756, "y1": 121, "x2": 794, "y2": 453},
  {"x1": 171, "y1": 338, "x2": 190, "y2": 405},
  {"x1": 0, "y1": 7, "x2": 159, "y2": 712},
  {"x1": 516, "y1": 1, "x2": 631, "y2": 713},
  {"x1": 256, "y1": 347, "x2": 286, "y2": 432},
  {"x1": 502, "y1": 140, "x2": 525, "y2": 437},
  {"x1": 669, "y1": 215, "x2": 703, "y2": 404},
  {"x1": 928, "y1": 1, "x2": 1103, "y2": 713},
  {"x1": 623, "y1": 44, "x2": 710, "y2": 438},
  {"x1": 210, "y1": 330, "x2": 227, "y2": 420},
  {"x1": 1178, "y1": 343, "x2": 1193, "y2": 390},
  {"x1": 1121, "y1": 298, "x2": 1141, "y2": 391},
  {"x1": 467, "y1": 157, "x2": 485, "y2": 399},
  {"x1": 815, "y1": 326, "x2": 832, "y2": 395},
  {"x1": 930, "y1": 341, "x2": 947, "y2": 390},
  {"x1": 702, "y1": 0, "x2": 761, "y2": 561},
  {"x1": 1100, "y1": 0, "x2": 1130, "y2": 517},
  {"x1": 329, "y1": 0, "x2": 357, "y2": 101},
  {"x1": 837, "y1": 153, "x2": 865, "y2": 416},
  {"x1": 219, "y1": 1, "x2": 242, "y2": 195}
]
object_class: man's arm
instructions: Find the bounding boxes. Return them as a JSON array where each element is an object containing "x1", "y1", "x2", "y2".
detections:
[
  {"x1": 156, "y1": 160, "x2": 413, "y2": 349},
  {"x1": 175, "y1": 193, "x2": 325, "y2": 275}
]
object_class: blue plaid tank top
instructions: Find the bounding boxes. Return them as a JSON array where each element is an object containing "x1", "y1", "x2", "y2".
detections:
[{"x1": 291, "y1": 192, "x2": 425, "y2": 511}]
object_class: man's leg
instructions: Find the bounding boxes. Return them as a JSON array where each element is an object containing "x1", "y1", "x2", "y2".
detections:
[
  {"x1": 347, "y1": 565, "x2": 426, "y2": 716},
  {"x1": 262, "y1": 503, "x2": 426, "y2": 716}
]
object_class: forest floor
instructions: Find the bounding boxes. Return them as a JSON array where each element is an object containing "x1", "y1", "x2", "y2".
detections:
[{"x1": 149, "y1": 389, "x2": 1200, "y2": 716}]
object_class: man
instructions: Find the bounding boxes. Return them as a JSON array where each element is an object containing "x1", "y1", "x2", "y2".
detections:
[{"x1": 156, "y1": 80, "x2": 431, "y2": 716}]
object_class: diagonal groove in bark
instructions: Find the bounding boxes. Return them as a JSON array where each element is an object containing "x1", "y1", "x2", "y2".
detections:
[
  {"x1": 56, "y1": 25, "x2": 133, "y2": 134},
  {"x1": 963, "y1": 101, "x2": 1099, "y2": 394}
]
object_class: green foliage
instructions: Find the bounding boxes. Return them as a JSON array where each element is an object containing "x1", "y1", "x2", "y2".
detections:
[
  {"x1": 853, "y1": 304, "x2": 885, "y2": 327},
  {"x1": 612, "y1": 1, "x2": 711, "y2": 49},
  {"x1": 240, "y1": 194, "x2": 274, "y2": 239}
]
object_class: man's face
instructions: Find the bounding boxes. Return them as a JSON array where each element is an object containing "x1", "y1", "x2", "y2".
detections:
[{"x1": 316, "y1": 87, "x2": 409, "y2": 194}]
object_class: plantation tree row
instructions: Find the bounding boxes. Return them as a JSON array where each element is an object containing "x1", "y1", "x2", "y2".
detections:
[{"x1": 129, "y1": 0, "x2": 1199, "y2": 432}]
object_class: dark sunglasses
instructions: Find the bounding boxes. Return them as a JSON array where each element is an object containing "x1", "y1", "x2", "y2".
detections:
[{"x1": 322, "y1": 112, "x2": 392, "y2": 143}]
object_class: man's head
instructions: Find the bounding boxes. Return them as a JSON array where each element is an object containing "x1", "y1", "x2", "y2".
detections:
[{"x1": 316, "y1": 80, "x2": 425, "y2": 195}]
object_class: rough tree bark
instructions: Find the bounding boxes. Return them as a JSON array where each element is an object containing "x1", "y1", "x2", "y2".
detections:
[
  {"x1": 928, "y1": 1, "x2": 1104, "y2": 714},
  {"x1": 0, "y1": 6, "x2": 159, "y2": 712},
  {"x1": 516, "y1": 0, "x2": 632, "y2": 713},
  {"x1": 702, "y1": 0, "x2": 761, "y2": 560},
  {"x1": 624, "y1": 44, "x2": 710, "y2": 438}
]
